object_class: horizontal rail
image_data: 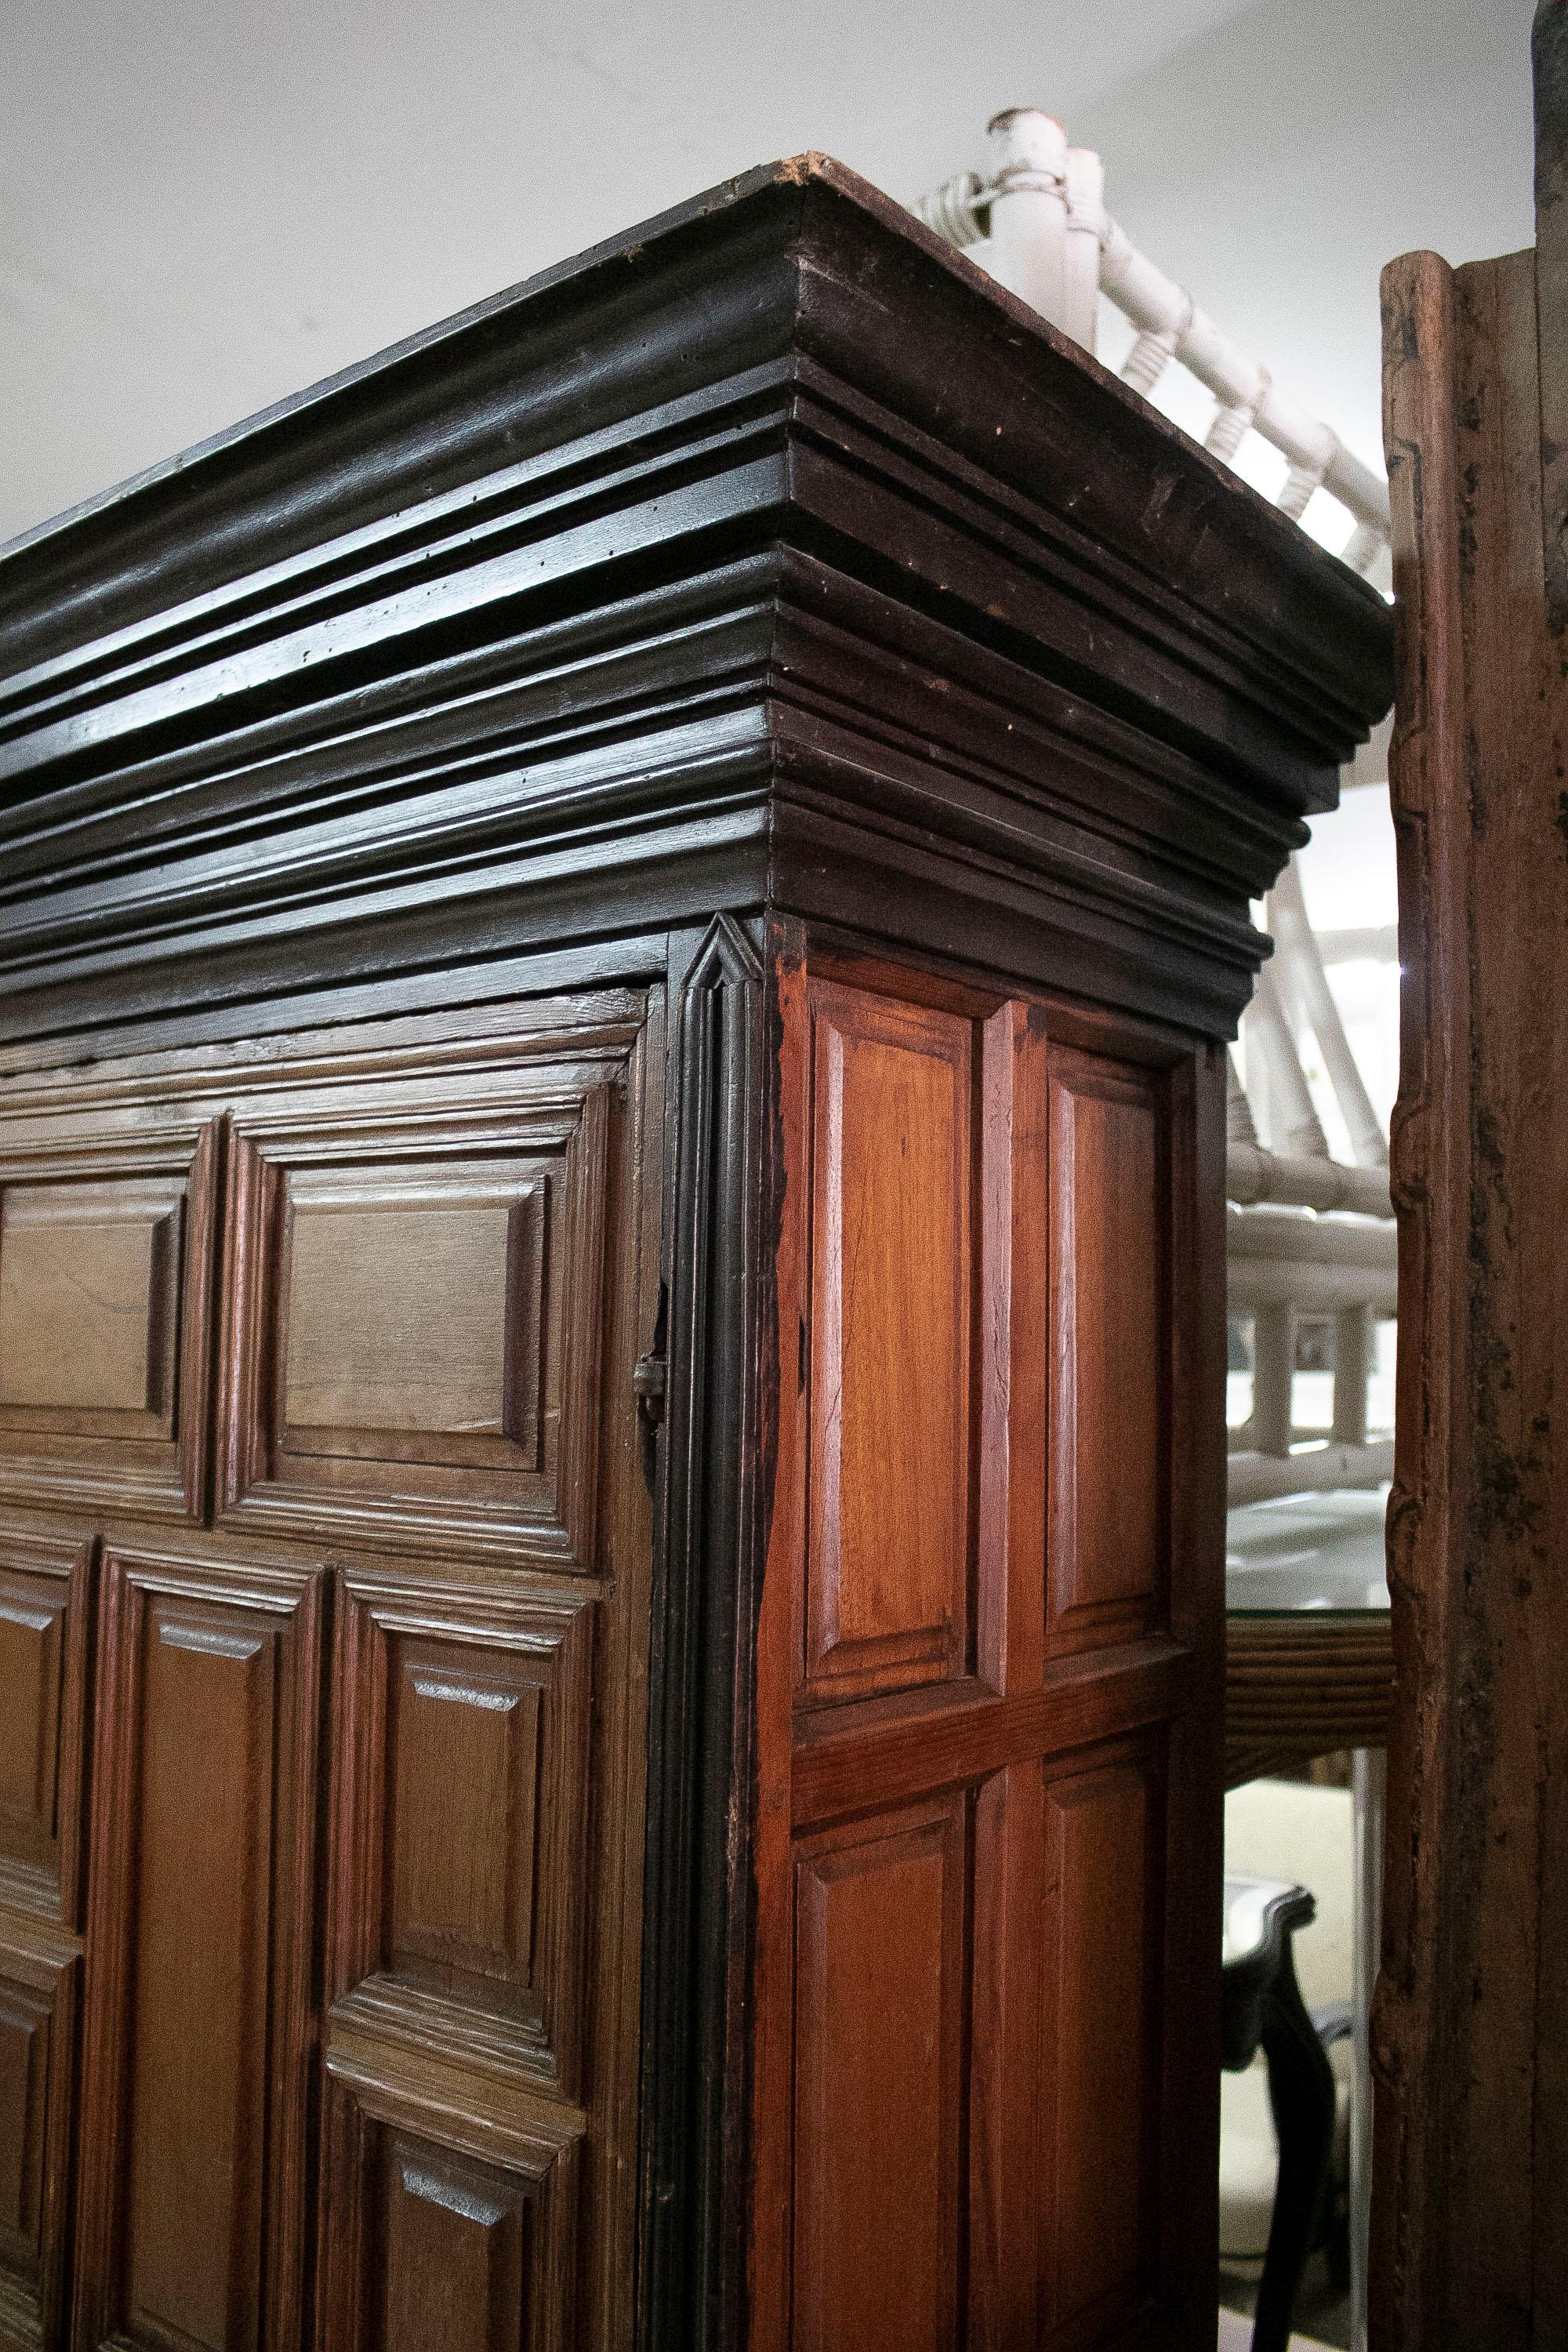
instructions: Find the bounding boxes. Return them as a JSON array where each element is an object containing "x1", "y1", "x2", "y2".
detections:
[
  {"x1": 1227, "y1": 1144, "x2": 1393, "y2": 1218},
  {"x1": 1229, "y1": 1441, "x2": 1394, "y2": 1507}
]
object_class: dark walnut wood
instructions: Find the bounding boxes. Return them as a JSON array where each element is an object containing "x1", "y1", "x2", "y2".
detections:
[
  {"x1": 0, "y1": 156, "x2": 1388, "y2": 2352},
  {"x1": 1373, "y1": 14, "x2": 1568, "y2": 2341}
]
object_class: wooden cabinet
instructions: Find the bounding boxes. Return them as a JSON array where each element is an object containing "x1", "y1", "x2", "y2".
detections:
[
  {"x1": 750, "y1": 967, "x2": 1206, "y2": 2347},
  {"x1": 0, "y1": 159, "x2": 1388, "y2": 2349}
]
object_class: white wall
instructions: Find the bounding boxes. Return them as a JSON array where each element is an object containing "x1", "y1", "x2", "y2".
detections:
[{"x1": 0, "y1": 0, "x2": 1536, "y2": 546}]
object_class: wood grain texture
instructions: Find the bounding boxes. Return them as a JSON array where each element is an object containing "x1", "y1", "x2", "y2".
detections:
[
  {"x1": 1374, "y1": 54, "x2": 1568, "y2": 2335},
  {"x1": 317, "y1": 2034, "x2": 585, "y2": 2352},
  {"x1": 328, "y1": 1568, "x2": 596, "y2": 2089},
  {"x1": 0, "y1": 1185, "x2": 178, "y2": 1421},
  {"x1": 0, "y1": 1126, "x2": 218, "y2": 1525},
  {"x1": 1047, "y1": 1050, "x2": 1169, "y2": 1651},
  {"x1": 204, "y1": 1006, "x2": 633, "y2": 1567},
  {"x1": 0, "y1": 1533, "x2": 93, "y2": 1929},
  {"x1": 74, "y1": 1544, "x2": 325, "y2": 2352},
  {"x1": 280, "y1": 1182, "x2": 543, "y2": 1448},
  {"x1": 803, "y1": 981, "x2": 972, "y2": 1705},
  {"x1": 753, "y1": 950, "x2": 1218, "y2": 2352},
  {"x1": 0, "y1": 1924, "x2": 78, "y2": 2352},
  {"x1": 790, "y1": 1799, "x2": 967, "y2": 2352}
]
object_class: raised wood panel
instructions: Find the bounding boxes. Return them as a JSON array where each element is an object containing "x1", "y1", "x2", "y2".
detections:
[
  {"x1": 0, "y1": 1932, "x2": 79, "y2": 2352},
  {"x1": 0, "y1": 1182, "x2": 180, "y2": 1426},
  {"x1": 0, "y1": 1127, "x2": 217, "y2": 1523},
  {"x1": 0, "y1": 1534, "x2": 93, "y2": 1926},
  {"x1": 1036, "y1": 1748, "x2": 1160, "y2": 2337},
  {"x1": 217, "y1": 1062, "x2": 619, "y2": 1569},
  {"x1": 379, "y1": 2138, "x2": 529, "y2": 2352},
  {"x1": 791, "y1": 1798, "x2": 967, "y2": 2352},
  {"x1": 74, "y1": 1548, "x2": 325, "y2": 2352},
  {"x1": 279, "y1": 1169, "x2": 545, "y2": 1465},
  {"x1": 802, "y1": 981, "x2": 974, "y2": 1707},
  {"x1": 329, "y1": 1572, "x2": 593, "y2": 2087},
  {"x1": 1047, "y1": 1049, "x2": 1170, "y2": 1650},
  {"x1": 317, "y1": 2050, "x2": 583, "y2": 2352}
]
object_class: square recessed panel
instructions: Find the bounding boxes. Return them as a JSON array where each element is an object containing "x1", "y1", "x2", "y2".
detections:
[
  {"x1": 0, "y1": 1134, "x2": 215, "y2": 1526},
  {"x1": 278, "y1": 1175, "x2": 544, "y2": 1465},
  {"x1": 218, "y1": 1080, "x2": 617, "y2": 1569},
  {"x1": 0, "y1": 1181, "x2": 183, "y2": 1439}
]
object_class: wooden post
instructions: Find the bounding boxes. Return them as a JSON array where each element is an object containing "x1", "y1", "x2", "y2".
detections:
[{"x1": 1374, "y1": 7, "x2": 1568, "y2": 2336}]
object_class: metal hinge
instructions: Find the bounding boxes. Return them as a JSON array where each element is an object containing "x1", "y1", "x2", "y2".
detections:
[{"x1": 633, "y1": 1351, "x2": 667, "y2": 1432}]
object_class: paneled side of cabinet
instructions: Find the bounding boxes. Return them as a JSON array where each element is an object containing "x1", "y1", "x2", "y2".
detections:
[{"x1": 753, "y1": 946, "x2": 1212, "y2": 2351}]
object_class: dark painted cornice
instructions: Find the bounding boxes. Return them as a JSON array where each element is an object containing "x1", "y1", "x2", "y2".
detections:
[{"x1": 0, "y1": 156, "x2": 1392, "y2": 1044}]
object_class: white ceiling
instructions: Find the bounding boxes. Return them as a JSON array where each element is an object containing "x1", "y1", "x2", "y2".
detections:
[{"x1": 0, "y1": 0, "x2": 1536, "y2": 548}]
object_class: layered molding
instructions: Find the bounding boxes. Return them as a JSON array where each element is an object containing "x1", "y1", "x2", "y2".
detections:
[{"x1": 0, "y1": 160, "x2": 1391, "y2": 1047}]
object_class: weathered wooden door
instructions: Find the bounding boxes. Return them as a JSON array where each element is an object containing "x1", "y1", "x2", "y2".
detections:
[{"x1": 0, "y1": 989, "x2": 659, "y2": 2352}]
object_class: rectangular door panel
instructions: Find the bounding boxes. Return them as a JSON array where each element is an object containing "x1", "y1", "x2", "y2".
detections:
[
  {"x1": 0, "y1": 1123, "x2": 218, "y2": 1524},
  {"x1": 329, "y1": 1569, "x2": 594, "y2": 2089},
  {"x1": 0, "y1": 1182, "x2": 180, "y2": 1424},
  {"x1": 317, "y1": 2047, "x2": 582, "y2": 2352},
  {"x1": 1036, "y1": 1746, "x2": 1163, "y2": 2339},
  {"x1": 0, "y1": 1533, "x2": 93, "y2": 1927},
  {"x1": 74, "y1": 1547, "x2": 325, "y2": 2352},
  {"x1": 0, "y1": 1928, "x2": 78, "y2": 2352},
  {"x1": 790, "y1": 1797, "x2": 967, "y2": 2352},
  {"x1": 278, "y1": 1167, "x2": 547, "y2": 1468},
  {"x1": 1046, "y1": 1050, "x2": 1171, "y2": 1652},
  {"x1": 216, "y1": 1052, "x2": 626, "y2": 1570},
  {"x1": 800, "y1": 981, "x2": 976, "y2": 1709}
]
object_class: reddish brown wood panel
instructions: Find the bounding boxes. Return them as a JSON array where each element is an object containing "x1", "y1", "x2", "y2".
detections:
[
  {"x1": 753, "y1": 942, "x2": 1218, "y2": 2352},
  {"x1": 1035, "y1": 1748, "x2": 1161, "y2": 2336},
  {"x1": 802, "y1": 981, "x2": 974, "y2": 1707},
  {"x1": 1047, "y1": 1051, "x2": 1169, "y2": 1652},
  {"x1": 73, "y1": 1547, "x2": 326, "y2": 2352},
  {"x1": 790, "y1": 1798, "x2": 967, "y2": 2352},
  {"x1": 0, "y1": 1928, "x2": 78, "y2": 2351}
]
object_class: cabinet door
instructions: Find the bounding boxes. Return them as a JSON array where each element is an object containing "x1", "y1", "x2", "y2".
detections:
[
  {"x1": 72, "y1": 1544, "x2": 326, "y2": 2352},
  {"x1": 0, "y1": 989, "x2": 659, "y2": 2352},
  {"x1": 755, "y1": 958, "x2": 1221, "y2": 2350}
]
